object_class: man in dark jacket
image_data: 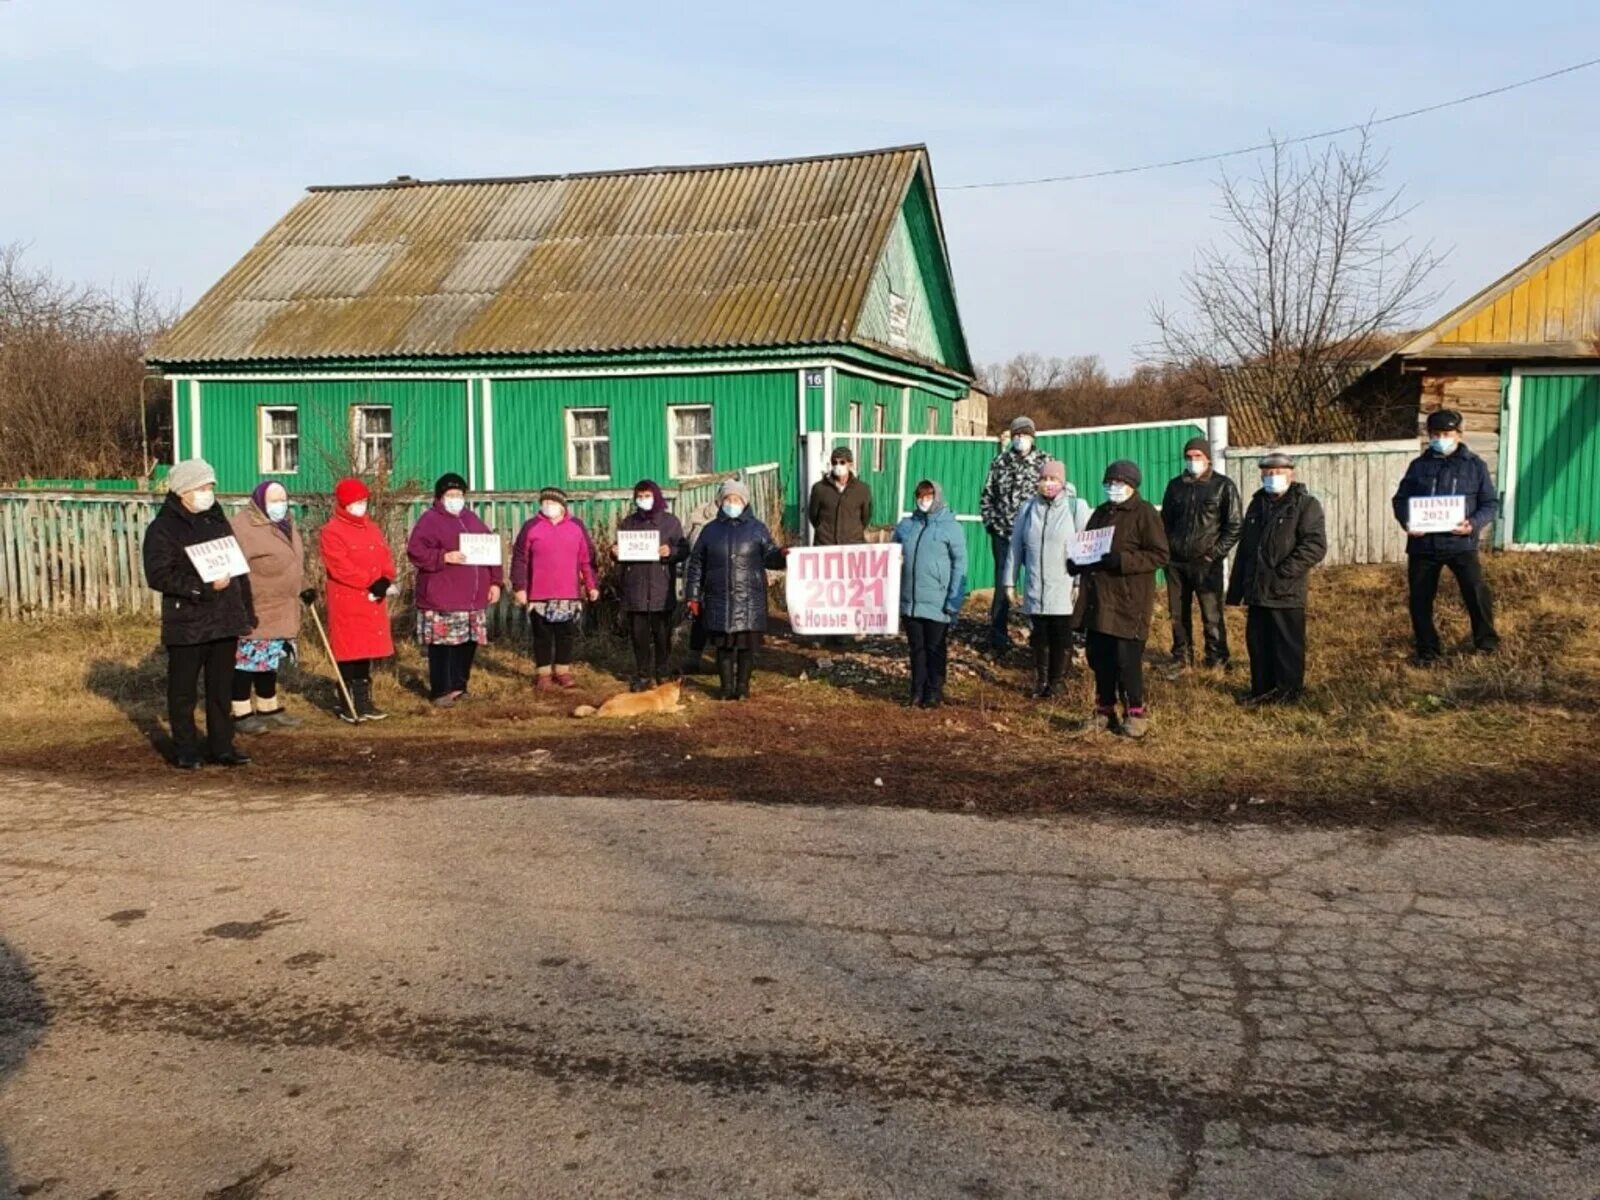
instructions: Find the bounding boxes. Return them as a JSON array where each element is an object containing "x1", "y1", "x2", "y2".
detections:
[
  {"x1": 1390, "y1": 409, "x2": 1500, "y2": 665},
  {"x1": 808, "y1": 447, "x2": 873, "y2": 546},
  {"x1": 142, "y1": 458, "x2": 255, "y2": 769},
  {"x1": 1068, "y1": 460, "x2": 1169, "y2": 738},
  {"x1": 1227, "y1": 453, "x2": 1328, "y2": 704},
  {"x1": 1161, "y1": 436, "x2": 1243, "y2": 669},
  {"x1": 980, "y1": 416, "x2": 1047, "y2": 654}
]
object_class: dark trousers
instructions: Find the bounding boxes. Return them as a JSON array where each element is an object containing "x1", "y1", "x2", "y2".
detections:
[
  {"x1": 1245, "y1": 607, "x2": 1307, "y2": 700},
  {"x1": 905, "y1": 617, "x2": 951, "y2": 702},
  {"x1": 1086, "y1": 630, "x2": 1145, "y2": 711},
  {"x1": 1030, "y1": 614, "x2": 1073, "y2": 684},
  {"x1": 1167, "y1": 559, "x2": 1229, "y2": 664},
  {"x1": 231, "y1": 668, "x2": 278, "y2": 703},
  {"x1": 337, "y1": 657, "x2": 371, "y2": 685},
  {"x1": 1407, "y1": 551, "x2": 1498, "y2": 658},
  {"x1": 689, "y1": 611, "x2": 707, "y2": 655},
  {"x1": 988, "y1": 531, "x2": 1014, "y2": 650},
  {"x1": 167, "y1": 638, "x2": 236, "y2": 758},
  {"x1": 530, "y1": 613, "x2": 576, "y2": 669},
  {"x1": 628, "y1": 610, "x2": 673, "y2": 679},
  {"x1": 427, "y1": 642, "x2": 478, "y2": 698}
]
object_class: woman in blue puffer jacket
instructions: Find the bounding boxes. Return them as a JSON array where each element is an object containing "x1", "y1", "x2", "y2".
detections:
[
  {"x1": 891, "y1": 479, "x2": 968, "y2": 708},
  {"x1": 684, "y1": 479, "x2": 787, "y2": 701}
]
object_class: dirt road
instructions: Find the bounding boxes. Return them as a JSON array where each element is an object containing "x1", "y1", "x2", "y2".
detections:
[{"x1": 1, "y1": 771, "x2": 1596, "y2": 1198}]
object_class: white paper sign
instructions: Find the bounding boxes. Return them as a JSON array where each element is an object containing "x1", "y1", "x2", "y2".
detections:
[
  {"x1": 616, "y1": 529, "x2": 661, "y2": 562},
  {"x1": 185, "y1": 536, "x2": 250, "y2": 583},
  {"x1": 1069, "y1": 527, "x2": 1115, "y2": 565},
  {"x1": 787, "y1": 544, "x2": 902, "y2": 637},
  {"x1": 458, "y1": 533, "x2": 502, "y2": 566},
  {"x1": 1408, "y1": 496, "x2": 1467, "y2": 534}
]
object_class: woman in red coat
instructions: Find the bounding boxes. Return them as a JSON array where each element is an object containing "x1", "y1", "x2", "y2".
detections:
[{"x1": 318, "y1": 478, "x2": 397, "y2": 723}]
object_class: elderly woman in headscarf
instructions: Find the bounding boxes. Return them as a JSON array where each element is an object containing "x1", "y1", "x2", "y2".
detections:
[
  {"x1": 228, "y1": 480, "x2": 306, "y2": 734},
  {"x1": 407, "y1": 472, "x2": 504, "y2": 707},
  {"x1": 615, "y1": 479, "x2": 689, "y2": 691},
  {"x1": 683, "y1": 479, "x2": 786, "y2": 701}
]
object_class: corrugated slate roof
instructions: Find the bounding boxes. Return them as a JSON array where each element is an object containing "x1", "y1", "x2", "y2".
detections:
[{"x1": 150, "y1": 145, "x2": 962, "y2": 372}]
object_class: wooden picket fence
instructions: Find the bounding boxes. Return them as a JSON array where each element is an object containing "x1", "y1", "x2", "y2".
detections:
[{"x1": 0, "y1": 463, "x2": 782, "y2": 625}]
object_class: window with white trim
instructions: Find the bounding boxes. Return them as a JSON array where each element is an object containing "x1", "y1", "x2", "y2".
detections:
[
  {"x1": 352, "y1": 406, "x2": 393, "y2": 473},
  {"x1": 259, "y1": 406, "x2": 299, "y2": 474},
  {"x1": 848, "y1": 401, "x2": 863, "y2": 465},
  {"x1": 668, "y1": 405, "x2": 714, "y2": 478},
  {"x1": 567, "y1": 407, "x2": 611, "y2": 479},
  {"x1": 924, "y1": 405, "x2": 939, "y2": 435},
  {"x1": 873, "y1": 404, "x2": 887, "y2": 471}
]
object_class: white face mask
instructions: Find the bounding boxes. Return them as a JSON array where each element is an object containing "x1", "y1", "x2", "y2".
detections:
[
  {"x1": 635, "y1": 494, "x2": 655, "y2": 512},
  {"x1": 832, "y1": 463, "x2": 850, "y2": 479},
  {"x1": 722, "y1": 502, "x2": 745, "y2": 520},
  {"x1": 189, "y1": 489, "x2": 215, "y2": 513},
  {"x1": 347, "y1": 500, "x2": 369, "y2": 519},
  {"x1": 916, "y1": 497, "x2": 934, "y2": 513},
  {"x1": 1185, "y1": 458, "x2": 1207, "y2": 477},
  {"x1": 265, "y1": 499, "x2": 289, "y2": 521},
  {"x1": 442, "y1": 495, "x2": 466, "y2": 516},
  {"x1": 1014, "y1": 435, "x2": 1034, "y2": 455},
  {"x1": 1262, "y1": 474, "x2": 1290, "y2": 495},
  {"x1": 1104, "y1": 483, "x2": 1131, "y2": 504},
  {"x1": 542, "y1": 502, "x2": 564, "y2": 522}
]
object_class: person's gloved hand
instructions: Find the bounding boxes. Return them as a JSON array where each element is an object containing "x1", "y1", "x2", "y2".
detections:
[
  {"x1": 1100, "y1": 551, "x2": 1123, "y2": 573},
  {"x1": 368, "y1": 576, "x2": 392, "y2": 600},
  {"x1": 299, "y1": 588, "x2": 318, "y2": 605},
  {"x1": 1067, "y1": 559, "x2": 1086, "y2": 576},
  {"x1": 686, "y1": 600, "x2": 701, "y2": 617}
]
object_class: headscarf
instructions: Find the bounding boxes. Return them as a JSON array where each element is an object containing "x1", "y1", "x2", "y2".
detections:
[
  {"x1": 631, "y1": 479, "x2": 666, "y2": 526},
  {"x1": 252, "y1": 480, "x2": 292, "y2": 536}
]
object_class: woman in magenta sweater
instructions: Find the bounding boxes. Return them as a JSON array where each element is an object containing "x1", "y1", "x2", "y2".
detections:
[
  {"x1": 407, "y1": 472, "x2": 504, "y2": 707},
  {"x1": 510, "y1": 487, "x2": 599, "y2": 689}
]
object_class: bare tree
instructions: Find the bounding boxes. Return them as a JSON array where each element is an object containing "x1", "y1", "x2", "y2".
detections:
[
  {"x1": 984, "y1": 352, "x2": 1213, "y2": 433},
  {"x1": 1150, "y1": 130, "x2": 1442, "y2": 444}
]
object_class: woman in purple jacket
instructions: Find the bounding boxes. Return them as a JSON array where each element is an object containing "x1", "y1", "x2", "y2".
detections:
[{"x1": 406, "y1": 473, "x2": 504, "y2": 707}]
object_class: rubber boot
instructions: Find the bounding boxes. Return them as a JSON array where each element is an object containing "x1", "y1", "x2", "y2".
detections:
[
  {"x1": 716, "y1": 649, "x2": 737, "y2": 701},
  {"x1": 734, "y1": 650, "x2": 753, "y2": 701}
]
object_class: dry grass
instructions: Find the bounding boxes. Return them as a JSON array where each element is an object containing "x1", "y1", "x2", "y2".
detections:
[{"x1": 0, "y1": 551, "x2": 1596, "y2": 832}]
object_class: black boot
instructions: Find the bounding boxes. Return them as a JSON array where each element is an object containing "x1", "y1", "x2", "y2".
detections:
[
  {"x1": 716, "y1": 649, "x2": 737, "y2": 700},
  {"x1": 734, "y1": 650, "x2": 754, "y2": 700},
  {"x1": 354, "y1": 678, "x2": 388, "y2": 722}
]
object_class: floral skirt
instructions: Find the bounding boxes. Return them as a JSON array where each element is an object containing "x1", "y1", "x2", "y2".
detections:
[
  {"x1": 236, "y1": 638, "x2": 294, "y2": 673},
  {"x1": 527, "y1": 598, "x2": 583, "y2": 623},
  {"x1": 416, "y1": 609, "x2": 489, "y2": 647}
]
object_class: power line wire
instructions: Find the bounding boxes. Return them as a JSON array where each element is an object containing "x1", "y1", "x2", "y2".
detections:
[{"x1": 947, "y1": 55, "x2": 1600, "y2": 190}]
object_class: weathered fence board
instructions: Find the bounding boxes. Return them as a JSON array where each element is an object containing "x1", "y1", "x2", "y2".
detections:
[{"x1": 0, "y1": 464, "x2": 781, "y2": 625}]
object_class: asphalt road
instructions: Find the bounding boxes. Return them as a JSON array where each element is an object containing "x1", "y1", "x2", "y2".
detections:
[{"x1": 1, "y1": 770, "x2": 1597, "y2": 1199}]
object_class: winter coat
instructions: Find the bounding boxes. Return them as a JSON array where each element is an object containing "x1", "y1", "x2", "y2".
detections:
[
  {"x1": 617, "y1": 486, "x2": 689, "y2": 613},
  {"x1": 229, "y1": 505, "x2": 304, "y2": 641},
  {"x1": 1390, "y1": 442, "x2": 1498, "y2": 557},
  {"x1": 980, "y1": 446, "x2": 1048, "y2": 537},
  {"x1": 891, "y1": 485, "x2": 968, "y2": 623},
  {"x1": 684, "y1": 511, "x2": 785, "y2": 635},
  {"x1": 509, "y1": 515, "x2": 598, "y2": 601},
  {"x1": 1227, "y1": 483, "x2": 1327, "y2": 609},
  {"x1": 406, "y1": 502, "x2": 504, "y2": 613},
  {"x1": 1161, "y1": 470, "x2": 1244, "y2": 566},
  {"x1": 808, "y1": 474, "x2": 874, "y2": 545},
  {"x1": 1075, "y1": 495, "x2": 1170, "y2": 640},
  {"x1": 143, "y1": 493, "x2": 255, "y2": 647},
  {"x1": 319, "y1": 509, "x2": 397, "y2": 662},
  {"x1": 1003, "y1": 489, "x2": 1090, "y2": 617}
]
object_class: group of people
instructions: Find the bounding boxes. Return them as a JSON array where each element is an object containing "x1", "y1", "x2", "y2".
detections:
[{"x1": 142, "y1": 406, "x2": 1497, "y2": 763}]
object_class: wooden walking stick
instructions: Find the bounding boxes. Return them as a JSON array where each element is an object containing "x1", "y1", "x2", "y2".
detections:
[{"x1": 303, "y1": 593, "x2": 357, "y2": 720}]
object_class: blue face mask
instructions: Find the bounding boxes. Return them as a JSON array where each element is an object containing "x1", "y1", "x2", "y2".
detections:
[
  {"x1": 1103, "y1": 483, "x2": 1131, "y2": 504},
  {"x1": 1430, "y1": 436, "x2": 1458, "y2": 455},
  {"x1": 722, "y1": 502, "x2": 745, "y2": 519},
  {"x1": 1262, "y1": 474, "x2": 1289, "y2": 495},
  {"x1": 265, "y1": 499, "x2": 289, "y2": 522}
]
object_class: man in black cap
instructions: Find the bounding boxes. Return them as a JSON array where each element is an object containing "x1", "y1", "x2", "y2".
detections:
[
  {"x1": 808, "y1": 446, "x2": 873, "y2": 547},
  {"x1": 980, "y1": 415, "x2": 1046, "y2": 653},
  {"x1": 1390, "y1": 409, "x2": 1500, "y2": 665},
  {"x1": 1160, "y1": 436, "x2": 1243, "y2": 670},
  {"x1": 1227, "y1": 453, "x2": 1326, "y2": 704}
]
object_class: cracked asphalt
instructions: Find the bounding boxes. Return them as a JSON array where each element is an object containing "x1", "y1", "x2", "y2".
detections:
[{"x1": 1, "y1": 771, "x2": 1597, "y2": 1198}]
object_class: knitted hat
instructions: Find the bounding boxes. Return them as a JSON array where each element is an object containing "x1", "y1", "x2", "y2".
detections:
[
  {"x1": 718, "y1": 478, "x2": 751, "y2": 504},
  {"x1": 1183, "y1": 436, "x2": 1211, "y2": 460},
  {"x1": 830, "y1": 446, "x2": 854, "y2": 464},
  {"x1": 1258, "y1": 452, "x2": 1295, "y2": 470},
  {"x1": 334, "y1": 478, "x2": 369, "y2": 508},
  {"x1": 1425, "y1": 409, "x2": 1463, "y2": 433},
  {"x1": 167, "y1": 458, "x2": 216, "y2": 496},
  {"x1": 1039, "y1": 458, "x2": 1066, "y2": 483},
  {"x1": 1009, "y1": 416, "x2": 1037, "y2": 436},
  {"x1": 433, "y1": 472, "x2": 468, "y2": 499},
  {"x1": 539, "y1": 486, "x2": 568, "y2": 508},
  {"x1": 1103, "y1": 459, "x2": 1142, "y2": 488}
]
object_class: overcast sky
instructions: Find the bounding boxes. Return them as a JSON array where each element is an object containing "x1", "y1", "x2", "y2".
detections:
[{"x1": 2, "y1": 0, "x2": 1596, "y2": 373}]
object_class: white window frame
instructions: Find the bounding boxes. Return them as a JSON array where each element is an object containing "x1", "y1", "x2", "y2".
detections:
[
  {"x1": 848, "y1": 401, "x2": 863, "y2": 465},
  {"x1": 667, "y1": 404, "x2": 714, "y2": 480},
  {"x1": 352, "y1": 405, "x2": 394, "y2": 474},
  {"x1": 924, "y1": 405, "x2": 939, "y2": 435},
  {"x1": 566, "y1": 407, "x2": 612, "y2": 481},
  {"x1": 258, "y1": 405, "x2": 300, "y2": 475},
  {"x1": 873, "y1": 404, "x2": 887, "y2": 471}
]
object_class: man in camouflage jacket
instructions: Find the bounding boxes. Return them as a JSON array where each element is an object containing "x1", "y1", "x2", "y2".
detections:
[{"x1": 980, "y1": 415, "x2": 1047, "y2": 653}]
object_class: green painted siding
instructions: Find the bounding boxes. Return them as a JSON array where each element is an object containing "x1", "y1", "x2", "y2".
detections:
[
  {"x1": 195, "y1": 379, "x2": 470, "y2": 494},
  {"x1": 853, "y1": 177, "x2": 968, "y2": 372},
  {"x1": 1513, "y1": 374, "x2": 1600, "y2": 544},
  {"x1": 491, "y1": 370, "x2": 801, "y2": 528}
]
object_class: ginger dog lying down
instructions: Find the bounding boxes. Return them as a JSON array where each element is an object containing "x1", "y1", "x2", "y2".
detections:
[{"x1": 572, "y1": 680, "x2": 686, "y2": 719}]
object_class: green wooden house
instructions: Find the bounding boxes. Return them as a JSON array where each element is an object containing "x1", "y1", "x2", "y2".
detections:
[{"x1": 146, "y1": 145, "x2": 980, "y2": 532}]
